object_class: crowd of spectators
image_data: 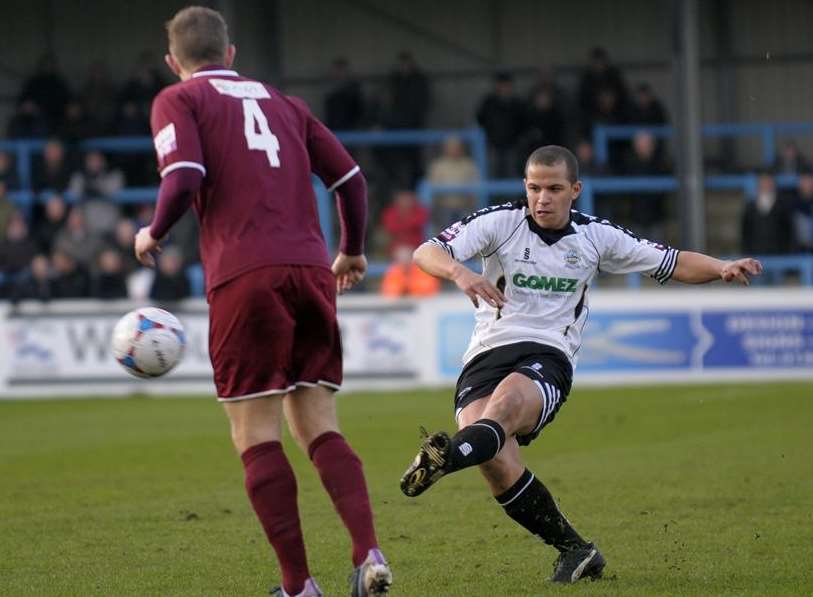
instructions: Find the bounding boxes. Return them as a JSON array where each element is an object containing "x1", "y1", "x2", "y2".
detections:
[{"x1": 2, "y1": 47, "x2": 812, "y2": 301}]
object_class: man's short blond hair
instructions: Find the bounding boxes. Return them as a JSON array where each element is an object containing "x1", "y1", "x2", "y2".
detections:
[{"x1": 166, "y1": 6, "x2": 229, "y2": 70}]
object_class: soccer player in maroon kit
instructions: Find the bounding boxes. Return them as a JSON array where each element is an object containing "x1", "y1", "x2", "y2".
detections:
[{"x1": 134, "y1": 7, "x2": 392, "y2": 597}]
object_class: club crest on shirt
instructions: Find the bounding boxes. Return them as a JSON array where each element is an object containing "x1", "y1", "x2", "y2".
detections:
[
  {"x1": 438, "y1": 222, "x2": 463, "y2": 242},
  {"x1": 564, "y1": 249, "x2": 581, "y2": 267},
  {"x1": 153, "y1": 123, "x2": 177, "y2": 159}
]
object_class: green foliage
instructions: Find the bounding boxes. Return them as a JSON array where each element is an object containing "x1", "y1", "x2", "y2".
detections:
[{"x1": 1, "y1": 383, "x2": 811, "y2": 596}]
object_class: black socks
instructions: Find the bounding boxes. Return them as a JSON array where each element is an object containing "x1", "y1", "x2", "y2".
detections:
[
  {"x1": 448, "y1": 418, "x2": 506, "y2": 471},
  {"x1": 496, "y1": 468, "x2": 588, "y2": 552}
]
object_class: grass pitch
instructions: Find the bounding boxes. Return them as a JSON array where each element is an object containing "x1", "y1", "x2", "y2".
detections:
[{"x1": 1, "y1": 382, "x2": 812, "y2": 596}]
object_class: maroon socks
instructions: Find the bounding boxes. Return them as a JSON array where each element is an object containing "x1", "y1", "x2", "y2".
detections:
[
  {"x1": 309, "y1": 431, "x2": 379, "y2": 566},
  {"x1": 242, "y1": 441, "x2": 309, "y2": 596}
]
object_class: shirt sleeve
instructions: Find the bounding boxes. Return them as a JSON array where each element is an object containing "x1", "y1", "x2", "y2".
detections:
[
  {"x1": 150, "y1": 89, "x2": 206, "y2": 179},
  {"x1": 289, "y1": 96, "x2": 358, "y2": 192},
  {"x1": 428, "y1": 209, "x2": 499, "y2": 263},
  {"x1": 594, "y1": 223, "x2": 679, "y2": 284}
]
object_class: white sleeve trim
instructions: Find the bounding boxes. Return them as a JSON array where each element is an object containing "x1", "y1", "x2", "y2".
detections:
[
  {"x1": 161, "y1": 161, "x2": 207, "y2": 178},
  {"x1": 326, "y1": 165, "x2": 360, "y2": 193}
]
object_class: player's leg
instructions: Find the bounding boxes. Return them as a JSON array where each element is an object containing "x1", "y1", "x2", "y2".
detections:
[
  {"x1": 457, "y1": 392, "x2": 605, "y2": 583},
  {"x1": 211, "y1": 268, "x2": 317, "y2": 596},
  {"x1": 284, "y1": 385, "x2": 391, "y2": 596},
  {"x1": 224, "y1": 397, "x2": 315, "y2": 596}
]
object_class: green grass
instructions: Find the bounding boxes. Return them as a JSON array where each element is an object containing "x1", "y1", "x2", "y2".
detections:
[{"x1": 1, "y1": 383, "x2": 812, "y2": 596}]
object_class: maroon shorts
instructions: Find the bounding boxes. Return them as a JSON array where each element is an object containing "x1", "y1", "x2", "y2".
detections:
[{"x1": 208, "y1": 265, "x2": 342, "y2": 401}]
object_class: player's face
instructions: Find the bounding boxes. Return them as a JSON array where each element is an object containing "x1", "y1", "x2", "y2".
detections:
[{"x1": 524, "y1": 162, "x2": 581, "y2": 229}]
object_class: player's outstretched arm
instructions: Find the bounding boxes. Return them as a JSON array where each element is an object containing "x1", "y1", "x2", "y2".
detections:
[
  {"x1": 672, "y1": 251, "x2": 763, "y2": 285},
  {"x1": 413, "y1": 242, "x2": 505, "y2": 308}
]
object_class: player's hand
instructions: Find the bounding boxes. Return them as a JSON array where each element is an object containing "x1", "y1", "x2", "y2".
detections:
[
  {"x1": 332, "y1": 252, "x2": 367, "y2": 294},
  {"x1": 134, "y1": 227, "x2": 162, "y2": 268},
  {"x1": 721, "y1": 258, "x2": 763, "y2": 285},
  {"x1": 451, "y1": 265, "x2": 506, "y2": 309}
]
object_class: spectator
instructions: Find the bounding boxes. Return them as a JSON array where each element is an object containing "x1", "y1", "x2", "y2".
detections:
[
  {"x1": 69, "y1": 150, "x2": 124, "y2": 199},
  {"x1": 10, "y1": 254, "x2": 52, "y2": 302},
  {"x1": 51, "y1": 249, "x2": 90, "y2": 299},
  {"x1": 527, "y1": 64, "x2": 566, "y2": 109},
  {"x1": 380, "y1": 244, "x2": 440, "y2": 298},
  {"x1": 53, "y1": 207, "x2": 104, "y2": 268},
  {"x1": 6, "y1": 100, "x2": 49, "y2": 139},
  {"x1": 18, "y1": 54, "x2": 72, "y2": 130},
  {"x1": 0, "y1": 211, "x2": 38, "y2": 276},
  {"x1": 427, "y1": 135, "x2": 480, "y2": 227},
  {"x1": 741, "y1": 172, "x2": 795, "y2": 255},
  {"x1": 0, "y1": 151, "x2": 19, "y2": 190},
  {"x1": 575, "y1": 139, "x2": 607, "y2": 177},
  {"x1": 519, "y1": 85, "x2": 566, "y2": 160},
  {"x1": 68, "y1": 150, "x2": 124, "y2": 236},
  {"x1": 114, "y1": 99, "x2": 150, "y2": 136},
  {"x1": 791, "y1": 172, "x2": 813, "y2": 252},
  {"x1": 58, "y1": 100, "x2": 97, "y2": 143},
  {"x1": 0, "y1": 181, "x2": 15, "y2": 241},
  {"x1": 80, "y1": 61, "x2": 117, "y2": 135},
  {"x1": 150, "y1": 246, "x2": 191, "y2": 301},
  {"x1": 627, "y1": 83, "x2": 668, "y2": 125},
  {"x1": 324, "y1": 58, "x2": 365, "y2": 131},
  {"x1": 380, "y1": 190, "x2": 430, "y2": 256},
  {"x1": 110, "y1": 218, "x2": 142, "y2": 274},
  {"x1": 34, "y1": 194, "x2": 69, "y2": 254},
  {"x1": 113, "y1": 100, "x2": 153, "y2": 185},
  {"x1": 476, "y1": 72, "x2": 526, "y2": 178},
  {"x1": 578, "y1": 47, "x2": 629, "y2": 134},
  {"x1": 92, "y1": 248, "x2": 129, "y2": 299},
  {"x1": 623, "y1": 131, "x2": 670, "y2": 240},
  {"x1": 119, "y1": 50, "x2": 167, "y2": 117},
  {"x1": 165, "y1": 209, "x2": 200, "y2": 265},
  {"x1": 773, "y1": 140, "x2": 810, "y2": 176},
  {"x1": 32, "y1": 139, "x2": 72, "y2": 193}
]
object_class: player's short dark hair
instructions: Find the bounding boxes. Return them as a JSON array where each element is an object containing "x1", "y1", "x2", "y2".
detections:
[
  {"x1": 525, "y1": 145, "x2": 579, "y2": 183},
  {"x1": 166, "y1": 6, "x2": 229, "y2": 70}
]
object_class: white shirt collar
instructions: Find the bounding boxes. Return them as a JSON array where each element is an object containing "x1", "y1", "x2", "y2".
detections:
[{"x1": 192, "y1": 69, "x2": 239, "y2": 78}]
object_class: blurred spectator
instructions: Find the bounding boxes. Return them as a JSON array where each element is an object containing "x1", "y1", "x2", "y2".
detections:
[
  {"x1": 18, "y1": 54, "x2": 72, "y2": 130},
  {"x1": 59, "y1": 100, "x2": 97, "y2": 144},
  {"x1": 476, "y1": 72, "x2": 526, "y2": 178},
  {"x1": 773, "y1": 140, "x2": 810, "y2": 176},
  {"x1": 34, "y1": 194, "x2": 69, "y2": 254},
  {"x1": 112, "y1": 100, "x2": 153, "y2": 185},
  {"x1": 119, "y1": 50, "x2": 167, "y2": 117},
  {"x1": 150, "y1": 246, "x2": 191, "y2": 301},
  {"x1": 380, "y1": 244, "x2": 440, "y2": 298},
  {"x1": 741, "y1": 173, "x2": 795, "y2": 255},
  {"x1": 53, "y1": 208, "x2": 104, "y2": 268},
  {"x1": 575, "y1": 139, "x2": 607, "y2": 177},
  {"x1": 427, "y1": 136, "x2": 480, "y2": 227},
  {"x1": 790, "y1": 172, "x2": 813, "y2": 252},
  {"x1": 589, "y1": 87, "x2": 628, "y2": 172},
  {"x1": 92, "y1": 248, "x2": 129, "y2": 299},
  {"x1": 0, "y1": 151, "x2": 19, "y2": 190},
  {"x1": 388, "y1": 52, "x2": 430, "y2": 129},
  {"x1": 110, "y1": 218, "x2": 142, "y2": 274},
  {"x1": 33, "y1": 139, "x2": 72, "y2": 193},
  {"x1": 578, "y1": 47, "x2": 628, "y2": 134},
  {"x1": 10, "y1": 254, "x2": 52, "y2": 302},
  {"x1": 623, "y1": 131, "x2": 670, "y2": 239},
  {"x1": 627, "y1": 83, "x2": 668, "y2": 125},
  {"x1": 324, "y1": 58, "x2": 365, "y2": 131},
  {"x1": 80, "y1": 61, "x2": 117, "y2": 135},
  {"x1": 519, "y1": 85, "x2": 566, "y2": 161},
  {"x1": 69, "y1": 150, "x2": 124, "y2": 199},
  {"x1": 527, "y1": 65, "x2": 566, "y2": 108},
  {"x1": 114, "y1": 100, "x2": 150, "y2": 136},
  {"x1": 380, "y1": 190, "x2": 430, "y2": 256},
  {"x1": 7, "y1": 100, "x2": 49, "y2": 139},
  {"x1": 0, "y1": 181, "x2": 15, "y2": 241},
  {"x1": 0, "y1": 212, "x2": 38, "y2": 276},
  {"x1": 51, "y1": 249, "x2": 91, "y2": 299}
]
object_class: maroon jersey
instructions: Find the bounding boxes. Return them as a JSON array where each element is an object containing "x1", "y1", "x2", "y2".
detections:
[{"x1": 150, "y1": 67, "x2": 359, "y2": 291}]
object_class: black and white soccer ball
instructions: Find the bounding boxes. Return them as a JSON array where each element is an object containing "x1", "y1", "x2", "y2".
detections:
[{"x1": 112, "y1": 307, "x2": 186, "y2": 378}]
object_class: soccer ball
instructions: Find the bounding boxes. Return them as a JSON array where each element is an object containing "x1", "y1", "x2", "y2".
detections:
[{"x1": 112, "y1": 307, "x2": 186, "y2": 378}]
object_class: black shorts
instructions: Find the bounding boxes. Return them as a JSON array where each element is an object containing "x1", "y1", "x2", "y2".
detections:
[{"x1": 454, "y1": 342, "x2": 573, "y2": 446}]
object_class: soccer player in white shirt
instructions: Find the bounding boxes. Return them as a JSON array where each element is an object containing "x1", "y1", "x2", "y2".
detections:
[{"x1": 400, "y1": 145, "x2": 762, "y2": 584}]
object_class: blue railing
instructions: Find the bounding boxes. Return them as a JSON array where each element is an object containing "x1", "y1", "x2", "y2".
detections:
[{"x1": 593, "y1": 121, "x2": 813, "y2": 167}]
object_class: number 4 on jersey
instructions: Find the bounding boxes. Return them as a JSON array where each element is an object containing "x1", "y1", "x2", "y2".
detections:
[{"x1": 242, "y1": 99, "x2": 280, "y2": 167}]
